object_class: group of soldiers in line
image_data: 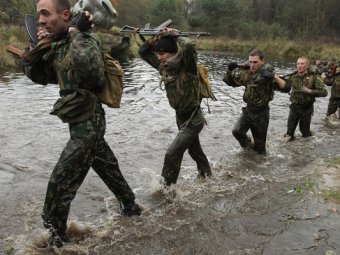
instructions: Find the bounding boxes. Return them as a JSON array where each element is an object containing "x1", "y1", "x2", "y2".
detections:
[
  {"x1": 17, "y1": 0, "x2": 339, "y2": 248},
  {"x1": 223, "y1": 54, "x2": 339, "y2": 154}
]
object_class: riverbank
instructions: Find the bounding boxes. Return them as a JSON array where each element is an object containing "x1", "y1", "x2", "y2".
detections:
[
  {"x1": 192, "y1": 37, "x2": 340, "y2": 61},
  {"x1": 1, "y1": 25, "x2": 340, "y2": 68}
]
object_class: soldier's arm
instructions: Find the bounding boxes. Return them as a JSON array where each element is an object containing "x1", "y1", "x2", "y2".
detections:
[
  {"x1": 223, "y1": 68, "x2": 247, "y2": 87},
  {"x1": 21, "y1": 51, "x2": 57, "y2": 85},
  {"x1": 138, "y1": 38, "x2": 160, "y2": 70},
  {"x1": 273, "y1": 74, "x2": 290, "y2": 92},
  {"x1": 177, "y1": 37, "x2": 197, "y2": 75},
  {"x1": 68, "y1": 31, "x2": 105, "y2": 91},
  {"x1": 311, "y1": 76, "x2": 328, "y2": 97}
]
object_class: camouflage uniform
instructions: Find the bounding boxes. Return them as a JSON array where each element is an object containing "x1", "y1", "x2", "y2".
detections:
[
  {"x1": 22, "y1": 31, "x2": 136, "y2": 237},
  {"x1": 139, "y1": 37, "x2": 211, "y2": 185},
  {"x1": 285, "y1": 70, "x2": 327, "y2": 137},
  {"x1": 326, "y1": 67, "x2": 340, "y2": 117},
  {"x1": 223, "y1": 64, "x2": 279, "y2": 154}
]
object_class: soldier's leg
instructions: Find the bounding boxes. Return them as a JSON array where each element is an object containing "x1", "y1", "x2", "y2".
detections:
[
  {"x1": 90, "y1": 107, "x2": 139, "y2": 216},
  {"x1": 91, "y1": 138, "x2": 136, "y2": 205},
  {"x1": 251, "y1": 108, "x2": 269, "y2": 154},
  {"x1": 232, "y1": 108, "x2": 251, "y2": 148},
  {"x1": 326, "y1": 98, "x2": 337, "y2": 116},
  {"x1": 286, "y1": 105, "x2": 299, "y2": 138},
  {"x1": 187, "y1": 111, "x2": 211, "y2": 176},
  {"x1": 299, "y1": 105, "x2": 313, "y2": 137},
  {"x1": 162, "y1": 117, "x2": 204, "y2": 186},
  {"x1": 42, "y1": 136, "x2": 94, "y2": 240},
  {"x1": 188, "y1": 136, "x2": 211, "y2": 176}
]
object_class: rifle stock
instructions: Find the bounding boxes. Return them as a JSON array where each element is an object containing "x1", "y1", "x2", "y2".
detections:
[{"x1": 5, "y1": 45, "x2": 25, "y2": 58}]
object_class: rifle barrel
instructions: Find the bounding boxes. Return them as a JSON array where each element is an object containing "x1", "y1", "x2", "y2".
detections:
[{"x1": 120, "y1": 28, "x2": 210, "y2": 37}]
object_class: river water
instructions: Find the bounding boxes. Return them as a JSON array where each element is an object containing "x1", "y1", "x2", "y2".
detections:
[{"x1": 0, "y1": 53, "x2": 339, "y2": 255}]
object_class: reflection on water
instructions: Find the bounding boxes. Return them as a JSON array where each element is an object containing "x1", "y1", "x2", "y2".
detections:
[{"x1": 0, "y1": 53, "x2": 339, "y2": 254}]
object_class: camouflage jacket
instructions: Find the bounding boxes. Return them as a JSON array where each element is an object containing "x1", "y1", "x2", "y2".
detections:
[
  {"x1": 287, "y1": 71, "x2": 327, "y2": 105},
  {"x1": 23, "y1": 30, "x2": 105, "y2": 93},
  {"x1": 223, "y1": 64, "x2": 278, "y2": 108},
  {"x1": 325, "y1": 68, "x2": 340, "y2": 98},
  {"x1": 139, "y1": 37, "x2": 200, "y2": 114}
]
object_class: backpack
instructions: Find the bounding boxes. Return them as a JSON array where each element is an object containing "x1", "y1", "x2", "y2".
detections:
[
  {"x1": 197, "y1": 64, "x2": 217, "y2": 101},
  {"x1": 98, "y1": 51, "x2": 124, "y2": 108}
]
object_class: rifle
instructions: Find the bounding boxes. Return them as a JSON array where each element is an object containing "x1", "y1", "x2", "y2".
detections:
[
  {"x1": 278, "y1": 71, "x2": 297, "y2": 81},
  {"x1": 5, "y1": 15, "x2": 53, "y2": 63},
  {"x1": 120, "y1": 19, "x2": 210, "y2": 38},
  {"x1": 25, "y1": 14, "x2": 39, "y2": 46},
  {"x1": 5, "y1": 14, "x2": 38, "y2": 58}
]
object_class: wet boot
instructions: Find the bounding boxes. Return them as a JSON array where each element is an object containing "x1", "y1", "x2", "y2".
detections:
[
  {"x1": 239, "y1": 135, "x2": 252, "y2": 148},
  {"x1": 121, "y1": 202, "x2": 142, "y2": 216},
  {"x1": 198, "y1": 167, "x2": 212, "y2": 177},
  {"x1": 47, "y1": 229, "x2": 69, "y2": 248},
  {"x1": 284, "y1": 133, "x2": 295, "y2": 142}
]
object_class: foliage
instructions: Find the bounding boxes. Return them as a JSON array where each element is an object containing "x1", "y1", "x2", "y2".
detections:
[
  {"x1": 147, "y1": 0, "x2": 184, "y2": 28},
  {"x1": 0, "y1": 0, "x2": 35, "y2": 25},
  {"x1": 237, "y1": 21, "x2": 285, "y2": 40},
  {"x1": 1, "y1": 0, "x2": 340, "y2": 40}
]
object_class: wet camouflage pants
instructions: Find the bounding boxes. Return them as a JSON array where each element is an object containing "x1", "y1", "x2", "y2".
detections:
[
  {"x1": 286, "y1": 103, "x2": 313, "y2": 137},
  {"x1": 42, "y1": 104, "x2": 135, "y2": 235},
  {"x1": 161, "y1": 109, "x2": 211, "y2": 185},
  {"x1": 326, "y1": 97, "x2": 340, "y2": 117},
  {"x1": 232, "y1": 106, "x2": 269, "y2": 154}
]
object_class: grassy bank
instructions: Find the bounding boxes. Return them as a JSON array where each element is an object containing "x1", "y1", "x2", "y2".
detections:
[
  {"x1": 192, "y1": 37, "x2": 340, "y2": 61},
  {"x1": 0, "y1": 25, "x2": 29, "y2": 69},
  {"x1": 1, "y1": 25, "x2": 340, "y2": 68}
]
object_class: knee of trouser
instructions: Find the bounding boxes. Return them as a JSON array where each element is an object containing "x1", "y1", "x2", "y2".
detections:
[
  {"x1": 232, "y1": 128, "x2": 240, "y2": 138},
  {"x1": 164, "y1": 145, "x2": 177, "y2": 160}
]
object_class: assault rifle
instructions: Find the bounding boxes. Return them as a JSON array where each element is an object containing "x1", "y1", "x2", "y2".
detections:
[
  {"x1": 120, "y1": 19, "x2": 210, "y2": 38},
  {"x1": 5, "y1": 14, "x2": 39, "y2": 58},
  {"x1": 279, "y1": 71, "x2": 298, "y2": 81}
]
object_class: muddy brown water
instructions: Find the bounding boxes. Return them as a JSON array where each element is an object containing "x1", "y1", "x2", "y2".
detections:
[{"x1": 0, "y1": 53, "x2": 339, "y2": 255}]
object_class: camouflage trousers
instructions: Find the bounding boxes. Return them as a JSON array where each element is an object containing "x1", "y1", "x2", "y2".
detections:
[
  {"x1": 286, "y1": 103, "x2": 314, "y2": 137},
  {"x1": 326, "y1": 97, "x2": 340, "y2": 117},
  {"x1": 161, "y1": 109, "x2": 211, "y2": 186},
  {"x1": 232, "y1": 105, "x2": 269, "y2": 154},
  {"x1": 42, "y1": 104, "x2": 135, "y2": 235}
]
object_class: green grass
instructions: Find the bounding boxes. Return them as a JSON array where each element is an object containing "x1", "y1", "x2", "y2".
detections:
[
  {"x1": 192, "y1": 37, "x2": 340, "y2": 61},
  {"x1": 321, "y1": 187, "x2": 340, "y2": 203},
  {"x1": 327, "y1": 157, "x2": 340, "y2": 168},
  {"x1": 291, "y1": 178, "x2": 315, "y2": 194}
]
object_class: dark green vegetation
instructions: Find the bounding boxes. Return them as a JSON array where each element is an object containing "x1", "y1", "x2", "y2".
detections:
[{"x1": 1, "y1": 0, "x2": 340, "y2": 68}]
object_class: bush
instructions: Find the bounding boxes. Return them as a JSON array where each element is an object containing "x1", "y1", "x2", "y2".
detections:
[{"x1": 237, "y1": 21, "x2": 287, "y2": 40}]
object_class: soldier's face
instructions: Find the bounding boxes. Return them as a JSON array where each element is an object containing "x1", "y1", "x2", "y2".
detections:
[
  {"x1": 156, "y1": 52, "x2": 176, "y2": 63},
  {"x1": 297, "y1": 58, "x2": 309, "y2": 75},
  {"x1": 37, "y1": 0, "x2": 70, "y2": 35},
  {"x1": 248, "y1": 56, "x2": 264, "y2": 73}
]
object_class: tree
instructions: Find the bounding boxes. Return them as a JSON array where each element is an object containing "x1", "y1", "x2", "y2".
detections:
[{"x1": 147, "y1": 0, "x2": 184, "y2": 27}]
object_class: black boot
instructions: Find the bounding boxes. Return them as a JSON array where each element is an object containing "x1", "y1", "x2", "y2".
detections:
[{"x1": 121, "y1": 202, "x2": 142, "y2": 216}]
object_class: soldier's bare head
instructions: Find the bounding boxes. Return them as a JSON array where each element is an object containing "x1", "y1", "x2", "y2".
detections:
[
  {"x1": 248, "y1": 49, "x2": 265, "y2": 73},
  {"x1": 37, "y1": 0, "x2": 71, "y2": 12},
  {"x1": 297, "y1": 56, "x2": 309, "y2": 75},
  {"x1": 37, "y1": 0, "x2": 72, "y2": 35}
]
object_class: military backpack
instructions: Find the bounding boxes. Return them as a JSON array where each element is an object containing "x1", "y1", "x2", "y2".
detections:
[
  {"x1": 197, "y1": 64, "x2": 217, "y2": 101},
  {"x1": 98, "y1": 51, "x2": 124, "y2": 108}
]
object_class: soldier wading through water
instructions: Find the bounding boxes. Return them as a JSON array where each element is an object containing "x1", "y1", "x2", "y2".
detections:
[
  {"x1": 20, "y1": 0, "x2": 141, "y2": 247},
  {"x1": 139, "y1": 28, "x2": 212, "y2": 186}
]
